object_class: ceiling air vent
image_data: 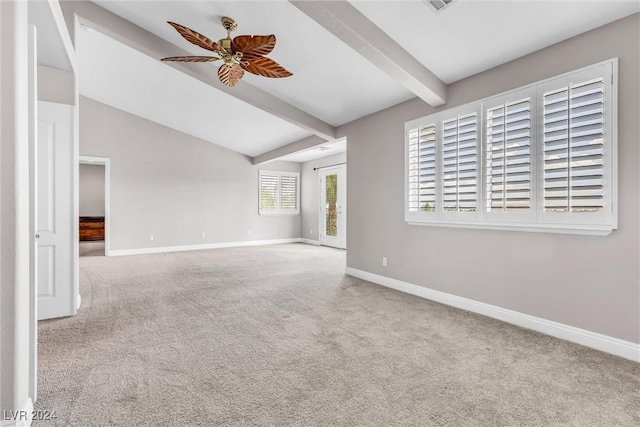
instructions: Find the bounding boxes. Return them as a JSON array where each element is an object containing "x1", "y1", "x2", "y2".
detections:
[{"x1": 424, "y1": 0, "x2": 456, "y2": 14}]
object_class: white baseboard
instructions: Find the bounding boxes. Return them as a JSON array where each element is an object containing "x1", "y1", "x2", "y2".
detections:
[
  {"x1": 345, "y1": 267, "x2": 640, "y2": 362},
  {"x1": 109, "y1": 238, "x2": 303, "y2": 256},
  {"x1": 1, "y1": 397, "x2": 33, "y2": 427},
  {"x1": 301, "y1": 239, "x2": 321, "y2": 246}
]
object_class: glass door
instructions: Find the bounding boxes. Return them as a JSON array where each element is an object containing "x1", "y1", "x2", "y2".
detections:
[{"x1": 319, "y1": 165, "x2": 346, "y2": 249}]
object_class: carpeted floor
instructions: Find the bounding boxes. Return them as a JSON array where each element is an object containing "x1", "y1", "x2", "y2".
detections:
[
  {"x1": 79, "y1": 241, "x2": 105, "y2": 257},
  {"x1": 35, "y1": 243, "x2": 639, "y2": 426}
]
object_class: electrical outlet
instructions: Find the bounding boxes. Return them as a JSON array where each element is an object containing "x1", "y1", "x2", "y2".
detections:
[
  {"x1": 201, "y1": 232, "x2": 206, "y2": 238},
  {"x1": 310, "y1": 229, "x2": 313, "y2": 235},
  {"x1": 149, "y1": 234, "x2": 154, "y2": 241},
  {"x1": 382, "y1": 257, "x2": 388, "y2": 267},
  {"x1": 248, "y1": 230, "x2": 252, "y2": 236}
]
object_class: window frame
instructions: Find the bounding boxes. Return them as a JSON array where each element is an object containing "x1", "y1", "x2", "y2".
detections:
[
  {"x1": 404, "y1": 58, "x2": 618, "y2": 236},
  {"x1": 259, "y1": 170, "x2": 300, "y2": 216}
]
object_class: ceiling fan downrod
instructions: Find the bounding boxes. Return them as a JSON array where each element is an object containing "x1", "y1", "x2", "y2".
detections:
[{"x1": 219, "y1": 16, "x2": 245, "y2": 65}]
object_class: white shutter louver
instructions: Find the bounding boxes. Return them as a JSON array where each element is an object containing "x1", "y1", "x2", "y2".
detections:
[
  {"x1": 543, "y1": 77, "x2": 605, "y2": 213},
  {"x1": 442, "y1": 113, "x2": 478, "y2": 212},
  {"x1": 408, "y1": 124, "x2": 436, "y2": 212},
  {"x1": 280, "y1": 175, "x2": 298, "y2": 211},
  {"x1": 486, "y1": 97, "x2": 532, "y2": 212}
]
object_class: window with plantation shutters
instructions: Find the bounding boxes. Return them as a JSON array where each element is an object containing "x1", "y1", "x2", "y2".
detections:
[
  {"x1": 408, "y1": 124, "x2": 436, "y2": 212},
  {"x1": 484, "y1": 88, "x2": 534, "y2": 217},
  {"x1": 260, "y1": 173, "x2": 279, "y2": 211},
  {"x1": 405, "y1": 103, "x2": 481, "y2": 223},
  {"x1": 405, "y1": 59, "x2": 617, "y2": 235},
  {"x1": 280, "y1": 175, "x2": 298, "y2": 210},
  {"x1": 442, "y1": 113, "x2": 478, "y2": 212},
  {"x1": 543, "y1": 78, "x2": 605, "y2": 213},
  {"x1": 259, "y1": 170, "x2": 300, "y2": 215}
]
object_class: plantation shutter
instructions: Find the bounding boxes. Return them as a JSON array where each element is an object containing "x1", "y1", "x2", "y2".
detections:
[
  {"x1": 408, "y1": 124, "x2": 437, "y2": 212},
  {"x1": 442, "y1": 113, "x2": 478, "y2": 212},
  {"x1": 485, "y1": 95, "x2": 532, "y2": 212},
  {"x1": 543, "y1": 77, "x2": 605, "y2": 213},
  {"x1": 280, "y1": 175, "x2": 298, "y2": 211},
  {"x1": 259, "y1": 173, "x2": 279, "y2": 211}
]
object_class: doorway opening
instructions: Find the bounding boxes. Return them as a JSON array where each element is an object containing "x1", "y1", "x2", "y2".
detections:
[
  {"x1": 319, "y1": 164, "x2": 346, "y2": 249},
  {"x1": 78, "y1": 156, "x2": 111, "y2": 257}
]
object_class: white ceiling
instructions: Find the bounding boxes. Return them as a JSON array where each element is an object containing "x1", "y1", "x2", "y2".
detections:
[
  {"x1": 77, "y1": 27, "x2": 311, "y2": 157},
  {"x1": 92, "y1": 0, "x2": 416, "y2": 127},
  {"x1": 351, "y1": 0, "x2": 640, "y2": 84},
  {"x1": 79, "y1": 0, "x2": 639, "y2": 161}
]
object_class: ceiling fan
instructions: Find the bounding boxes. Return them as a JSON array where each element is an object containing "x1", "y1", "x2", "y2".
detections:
[{"x1": 161, "y1": 16, "x2": 292, "y2": 87}]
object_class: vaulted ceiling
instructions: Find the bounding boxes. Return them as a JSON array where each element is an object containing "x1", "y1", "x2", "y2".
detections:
[{"x1": 69, "y1": 0, "x2": 639, "y2": 161}]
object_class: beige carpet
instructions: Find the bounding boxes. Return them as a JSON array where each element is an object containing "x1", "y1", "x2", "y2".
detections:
[
  {"x1": 35, "y1": 243, "x2": 639, "y2": 426},
  {"x1": 79, "y1": 241, "x2": 105, "y2": 257}
]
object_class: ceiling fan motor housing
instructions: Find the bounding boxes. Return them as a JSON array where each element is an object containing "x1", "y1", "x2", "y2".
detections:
[{"x1": 219, "y1": 37, "x2": 232, "y2": 53}]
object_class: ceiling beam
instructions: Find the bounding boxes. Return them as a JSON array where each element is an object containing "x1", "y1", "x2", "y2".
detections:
[
  {"x1": 290, "y1": 0, "x2": 447, "y2": 107},
  {"x1": 59, "y1": 1, "x2": 336, "y2": 141},
  {"x1": 252, "y1": 135, "x2": 328, "y2": 165}
]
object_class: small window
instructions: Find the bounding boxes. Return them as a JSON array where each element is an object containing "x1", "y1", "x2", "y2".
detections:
[{"x1": 259, "y1": 170, "x2": 300, "y2": 215}]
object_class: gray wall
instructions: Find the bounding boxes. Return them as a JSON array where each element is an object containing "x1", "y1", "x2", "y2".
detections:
[
  {"x1": 300, "y1": 152, "x2": 347, "y2": 242},
  {"x1": 79, "y1": 96, "x2": 301, "y2": 251},
  {"x1": 341, "y1": 14, "x2": 639, "y2": 343},
  {"x1": 79, "y1": 164, "x2": 105, "y2": 216},
  {"x1": 38, "y1": 65, "x2": 74, "y2": 105}
]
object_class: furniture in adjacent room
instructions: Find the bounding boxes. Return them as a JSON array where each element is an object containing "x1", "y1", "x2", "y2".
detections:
[{"x1": 79, "y1": 216, "x2": 105, "y2": 241}]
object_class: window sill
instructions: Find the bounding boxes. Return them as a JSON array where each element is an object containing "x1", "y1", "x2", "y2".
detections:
[
  {"x1": 259, "y1": 211, "x2": 300, "y2": 216},
  {"x1": 406, "y1": 220, "x2": 614, "y2": 236}
]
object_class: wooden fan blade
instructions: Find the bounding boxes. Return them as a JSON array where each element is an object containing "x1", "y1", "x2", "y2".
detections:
[
  {"x1": 242, "y1": 57, "x2": 292, "y2": 78},
  {"x1": 167, "y1": 22, "x2": 221, "y2": 53},
  {"x1": 161, "y1": 56, "x2": 220, "y2": 63},
  {"x1": 218, "y1": 64, "x2": 245, "y2": 87},
  {"x1": 232, "y1": 35, "x2": 276, "y2": 58}
]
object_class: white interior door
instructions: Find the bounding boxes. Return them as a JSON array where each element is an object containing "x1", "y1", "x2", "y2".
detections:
[
  {"x1": 37, "y1": 101, "x2": 76, "y2": 320},
  {"x1": 319, "y1": 165, "x2": 346, "y2": 249}
]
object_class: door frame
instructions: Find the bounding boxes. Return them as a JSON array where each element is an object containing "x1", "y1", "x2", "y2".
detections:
[
  {"x1": 28, "y1": 24, "x2": 38, "y2": 403},
  {"x1": 78, "y1": 156, "x2": 111, "y2": 256},
  {"x1": 318, "y1": 164, "x2": 347, "y2": 249}
]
